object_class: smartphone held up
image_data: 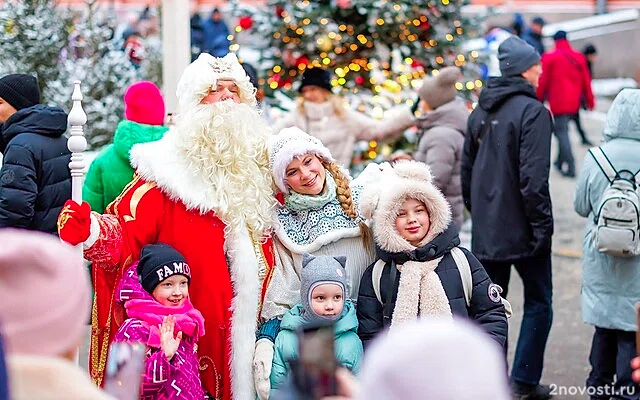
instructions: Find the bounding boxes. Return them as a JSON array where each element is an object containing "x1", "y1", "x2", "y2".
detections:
[{"x1": 291, "y1": 321, "x2": 338, "y2": 400}]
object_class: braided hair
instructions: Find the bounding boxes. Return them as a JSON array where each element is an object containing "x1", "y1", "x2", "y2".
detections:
[{"x1": 322, "y1": 160, "x2": 371, "y2": 245}]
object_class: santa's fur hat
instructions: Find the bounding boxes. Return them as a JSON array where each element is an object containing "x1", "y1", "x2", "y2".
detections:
[
  {"x1": 359, "y1": 160, "x2": 451, "y2": 252},
  {"x1": 176, "y1": 52, "x2": 256, "y2": 112}
]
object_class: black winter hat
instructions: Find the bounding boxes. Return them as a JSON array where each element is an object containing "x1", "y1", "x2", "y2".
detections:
[
  {"x1": 0, "y1": 74, "x2": 40, "y2": 111},
  {"x1": 137, "y1": 243, "x2": 191, "y2": 294},
  {"x1": 553, "y1": 30, "x2": 567, "y2": 41},
  {"x1": 583, "y1": 44, "x2": 597, "y2": 55},
  {"x1": 298, "y1": 68, "x2": 332, "y2": 93}
]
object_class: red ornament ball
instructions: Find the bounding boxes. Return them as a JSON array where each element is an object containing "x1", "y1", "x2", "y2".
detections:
[
  {"x1": 355, "y1": 75, "x2": 365, "y2": 85},
  {"x1": 238, "y1": 16, "x2": 253, "y2": 30}
]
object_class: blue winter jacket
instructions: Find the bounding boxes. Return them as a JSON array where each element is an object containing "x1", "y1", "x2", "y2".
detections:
[
  {"x1": 574, "y1": 89, "x2": 640, "y2": 332},
  {"x1": 270, "y1": 301, "x2": 363, "y2": 394}
]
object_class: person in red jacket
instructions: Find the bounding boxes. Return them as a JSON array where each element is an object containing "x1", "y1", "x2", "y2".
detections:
[{"x1": 537, "y1": 30, "x2": 595, "y2": 178}]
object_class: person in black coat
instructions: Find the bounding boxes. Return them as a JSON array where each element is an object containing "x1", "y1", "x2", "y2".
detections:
[
  {"x1": 0, "y1": 74, "x2": 71, "y2": 234},
  {"x1": 461, "y1": 36, "x2": 554, "y2": 400},
  {"x1": 356, "y1": 161, "x2": 508, "y2": 351}
]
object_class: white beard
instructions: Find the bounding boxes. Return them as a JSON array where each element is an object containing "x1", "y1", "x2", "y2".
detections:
[{"x1": 174, "y1": 101, "x2": 276, "y2": 237}]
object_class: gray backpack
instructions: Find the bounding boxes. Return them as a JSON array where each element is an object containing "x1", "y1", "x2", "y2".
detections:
[{"x1": 589, "y1": 147, "x2": 640, "y2": 257}]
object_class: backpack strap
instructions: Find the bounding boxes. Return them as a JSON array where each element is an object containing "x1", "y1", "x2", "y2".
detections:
[
  {"x1": 589, "y1": 147, "x2": 617, "y2": 184},
  {"x1": 382, "y1": 260, "x2": 398, "y2": 325},
  {"x1": 451, "y1": 247, "x2": 472, "y2": 307},
  {"x1": 372, "y1": 260, "x2": 386, "y2": 304}
]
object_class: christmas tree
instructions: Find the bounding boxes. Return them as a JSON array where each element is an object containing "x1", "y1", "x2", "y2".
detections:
[
  {"x1": 230, "y1": 0, "x2": 485, "y2": 170},
  {"x1": 48, "y1": 0, "x2": 142, "y2": 148},
  {"x1": 0, "y1": 0, "x2": 72, "y2": 101},
  {"x1": 1, "y1": 0, "x2": 160, "y2": 150}
]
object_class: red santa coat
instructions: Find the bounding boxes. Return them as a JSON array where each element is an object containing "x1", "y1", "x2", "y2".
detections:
[{"x1": 87, "y1": 152, "x2": 275, "y2": 399}]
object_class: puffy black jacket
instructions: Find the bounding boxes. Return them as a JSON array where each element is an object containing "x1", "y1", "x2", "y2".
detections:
[
  {"x1": 0, "y1": 105, "x2": 71, "y2": 234},
  {"x1": 461, "y1": 77, "x2": 554, "y2": 262},
  {"x1": 356, "y1": 224, "x2": 508, "y2": 349}
]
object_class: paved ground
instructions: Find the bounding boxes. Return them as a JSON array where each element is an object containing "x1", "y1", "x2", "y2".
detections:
[{"x1": 505, "y1": 108, "x2": 608, "y2": 400}]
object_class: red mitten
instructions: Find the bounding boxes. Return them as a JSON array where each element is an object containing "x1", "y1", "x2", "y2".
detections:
[{"x1": 58, "y1": 200, "x2": 92, "y2": 245}]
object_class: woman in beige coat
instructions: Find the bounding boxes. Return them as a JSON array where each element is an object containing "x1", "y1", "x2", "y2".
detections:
[
  {"x1": 0, "y1": 230, "x2": 114, "y2": 400},
  {"x1": 273, "y1": 68, "x2": 416, "y2": 167},
  {"x1": 413, "y1": 67, "x2": 469, "y2": 230}
]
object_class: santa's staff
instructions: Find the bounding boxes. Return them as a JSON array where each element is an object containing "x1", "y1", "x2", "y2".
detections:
[{"x1": 66, "y1": 80, "x2": 87, "y2": 257}]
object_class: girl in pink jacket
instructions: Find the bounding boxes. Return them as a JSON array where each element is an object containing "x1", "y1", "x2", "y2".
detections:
[{"x1": 113, "y1": 243, "x2": 206, "y2": 400}]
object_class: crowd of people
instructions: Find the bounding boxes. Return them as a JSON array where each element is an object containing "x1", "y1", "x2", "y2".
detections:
[{"x1": 0, "y1": 11, "x2": 637, "y2": 400}]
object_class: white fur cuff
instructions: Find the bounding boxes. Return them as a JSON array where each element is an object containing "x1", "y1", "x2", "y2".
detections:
[{"x1": 83, "y1": 213, "x2": 101, "y2": 250}]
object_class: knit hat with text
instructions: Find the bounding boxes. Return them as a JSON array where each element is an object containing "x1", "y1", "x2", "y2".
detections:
[{"x1": 137, "y1": 243, "x2": 192, "y2": 294}]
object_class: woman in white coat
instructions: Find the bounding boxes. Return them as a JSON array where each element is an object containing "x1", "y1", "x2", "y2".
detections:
[{"x1": 252, "y1": 127, "x2": 381, "y2": 399}]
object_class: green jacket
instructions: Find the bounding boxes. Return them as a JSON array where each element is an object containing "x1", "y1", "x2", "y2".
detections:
[
  {"x1": 83, "y1": 120, "x2": 167, "y2": 212},
  {"x1": 270, "y1": 301, "x2": 363, "y2": 392}
]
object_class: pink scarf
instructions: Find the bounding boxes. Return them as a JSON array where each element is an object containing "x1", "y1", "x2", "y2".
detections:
[{"x1": 125, "y1": 298, "x2": 206, "y2": 348}]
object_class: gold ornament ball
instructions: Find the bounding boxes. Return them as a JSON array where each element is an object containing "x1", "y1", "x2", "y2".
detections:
[{"x1": 317, "y1": 35, "x2": 333, "y2": 52}]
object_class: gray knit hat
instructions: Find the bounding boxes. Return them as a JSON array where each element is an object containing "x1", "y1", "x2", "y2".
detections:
[
  {"x1": 300, "y1": 253, "x2": 347, "y2": 322},
  {"x1": 418, "y1": 67, "x2": 461, "y2": 109},
  {"x1": 498, "y1": 36, "x2": 541, "y2": 78}
]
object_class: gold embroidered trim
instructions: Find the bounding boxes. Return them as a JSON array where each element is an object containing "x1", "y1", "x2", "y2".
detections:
[
  {"x1": 198, "y1": 356, "x2": 221, "y2": 399},
  {"x1": 123, "y1": 182, "x2": 157, "y2": 222}
]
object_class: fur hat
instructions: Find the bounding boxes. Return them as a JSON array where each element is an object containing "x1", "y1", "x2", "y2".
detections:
[
  {"x1": 418, "y1": 67, "x2": 461, "y2": 109},
  {"x1": 359, "y1": 161, "x2": 451, "y2": 252},
  {"x1": 268, "y1": 127, "x2": 334, "y2": 194},
  {"x1": 300, "y1": 253, "x2": 347, "y2": 322},
  {"x1": 175, "y1": 52, "x2": 256, "y2": 112},
  {"x1": 124, "y1": 81, "x2": 166, "y2": 126},
  {"x1": 0, "y1": 229, "x2": 91, "y2": 357},
  {"x1": 0, "y1": 73, "x2": 40, "y2": 111},
  {"x1": 137, "y1": 243, "x2": 191, "y2": 294}
]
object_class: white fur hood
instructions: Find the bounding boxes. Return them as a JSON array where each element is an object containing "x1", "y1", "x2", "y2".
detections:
[{"x1": 359, "y1": 161, "x2": 451, "y2": 253}]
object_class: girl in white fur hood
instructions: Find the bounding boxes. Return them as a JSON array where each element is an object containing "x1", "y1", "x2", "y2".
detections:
[{"x1": 356, "y1": 160, "x2": 508, "y2": 349}]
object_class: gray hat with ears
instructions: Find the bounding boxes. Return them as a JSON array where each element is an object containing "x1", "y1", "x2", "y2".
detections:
[{"x1": 300, "y1": 253, "x2": 347, "y2": 322}]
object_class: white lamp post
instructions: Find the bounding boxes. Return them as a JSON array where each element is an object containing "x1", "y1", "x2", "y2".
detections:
[{"x1": 161, "y1": 0, "x2": 190, "y2": 115}]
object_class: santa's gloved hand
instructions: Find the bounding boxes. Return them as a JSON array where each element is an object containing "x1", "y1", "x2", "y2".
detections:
[
  {"x1": 58, "y1": 200, "x2": 91, "y2": 245},
  {"x1": 253, "y1": 338, "x2": 275, "y2": 400}
]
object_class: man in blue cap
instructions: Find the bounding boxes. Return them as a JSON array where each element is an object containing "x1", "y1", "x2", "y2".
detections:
[{"x1": 522, "y1": 16, "x2": 546, "y2": 55}]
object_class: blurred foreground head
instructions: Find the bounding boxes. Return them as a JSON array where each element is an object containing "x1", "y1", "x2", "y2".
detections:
[
  {"x1": 0, "y1": 229, "x2": 91, "y2": 358},
  {"x1": 356, "y1": 318, "x2": 511, "y2": 400}
]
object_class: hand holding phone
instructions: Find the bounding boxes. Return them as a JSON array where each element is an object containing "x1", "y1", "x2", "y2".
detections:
[
  {"x1": 292, "y1": 321, "x2": 338, "y2": 400},
  {"x1": 103, "y1": 342, "x2": 146, "y2": 400}
]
